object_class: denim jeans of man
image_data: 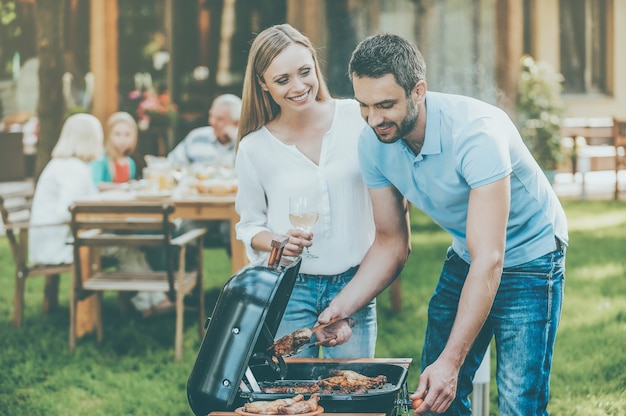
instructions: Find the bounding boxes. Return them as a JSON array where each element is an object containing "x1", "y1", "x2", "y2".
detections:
[
  {"x1": 422, "y1": 246, "x2": 565, "y2": 415},
  {"x1": 275, "y1": 265, "x2": 377, "y2": 358}
]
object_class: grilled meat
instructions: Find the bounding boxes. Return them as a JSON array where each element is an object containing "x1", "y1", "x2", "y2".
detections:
[
  {"x1": 262, "y1": 384, "x2": 320, "y2": 394},
  {"x1": 270, "y1": 328, "x2": 313, "y2": 357},
  {"x1": 243, "y1": 395, "x2": 304, "y2": 414},
  {"x1": 277, "y1": 393, "x2": 320, "y2": 415},
  {"x1": 255, "y1": 370, "x2": 387, "y2": 403},
  {"x1": 329, "y1": 370, "x2": 387, "y2": 388},
  {"x1": 317, "y1": 370, "x2": 387, "y2": 394}
]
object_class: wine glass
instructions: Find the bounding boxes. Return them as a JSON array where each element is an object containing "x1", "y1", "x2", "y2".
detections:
[{"x1": 289, "y1": 194, "x2": 320, "y2": 259}]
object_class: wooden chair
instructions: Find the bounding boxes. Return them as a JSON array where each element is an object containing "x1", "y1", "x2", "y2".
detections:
[
  {"x1": 613, "y1": 117, "x2": 626, "y2": 200},
  {"x1": 68, "y1": 201, "x2": 207, "y2": 361},
  {"x1": 0, "y1": 187, "x2": 72, "y2": 328}
]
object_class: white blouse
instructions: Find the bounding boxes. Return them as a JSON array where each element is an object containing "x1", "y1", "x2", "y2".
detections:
[
  {"x1": 29, "y1": 157, "x2": 98, "y2": 265},
  {"x1": 235, "y1": 99, "x2": 375, "y2": 275}
]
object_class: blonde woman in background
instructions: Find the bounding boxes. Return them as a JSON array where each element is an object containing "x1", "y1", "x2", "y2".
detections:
[
  {"x1": 235, "y1": 24, "x2": 377, "y2": 358},
  {"x1": 91, "y1": 111, "x2": 138, "y2": 191},
  {"x1": 29, "y1": 114, "x2": 104, "y2": 266},
  {"x1": 29, "y1": 113, "x2": 173, "y2": 318}
]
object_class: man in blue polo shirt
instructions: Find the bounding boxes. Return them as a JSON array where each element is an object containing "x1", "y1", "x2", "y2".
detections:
[{"x1": 315, "y1": 34, "x2": 567, "y2": 415}]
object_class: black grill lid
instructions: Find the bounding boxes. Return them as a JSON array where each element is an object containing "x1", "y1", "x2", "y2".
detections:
[{"x1": 187, "y1": 255, "x2": 301, "y2": 416}]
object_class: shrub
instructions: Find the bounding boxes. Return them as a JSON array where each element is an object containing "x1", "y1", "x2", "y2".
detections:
[{"x1": 516, "y1": 55, "x2": 566, "y2": 171}]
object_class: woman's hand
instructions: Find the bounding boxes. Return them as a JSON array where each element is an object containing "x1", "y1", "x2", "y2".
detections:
[{"x1": 283, "y1": 228, "x2": 313, "y2": 257}]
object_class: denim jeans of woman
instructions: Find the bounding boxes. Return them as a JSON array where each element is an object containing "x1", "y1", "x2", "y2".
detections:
[
  {"x1": 422, "y1": 246, "x2": 565, "y2": 415},
  {"x1": 275, "y1": 265, "x2": 377, "y2": 358}
]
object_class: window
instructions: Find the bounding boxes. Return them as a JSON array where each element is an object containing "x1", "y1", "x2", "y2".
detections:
[{"x1": 559, "y1": 0, "x2": 608, "y2": 94}]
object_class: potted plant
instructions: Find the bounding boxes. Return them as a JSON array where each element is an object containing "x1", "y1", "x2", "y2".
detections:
[
  {"x1": 135, "y1": 85, "x2": 178, "y2": 132},
  {"x1": 516, "y1": 55, "x2": 566, "y2": 184}
]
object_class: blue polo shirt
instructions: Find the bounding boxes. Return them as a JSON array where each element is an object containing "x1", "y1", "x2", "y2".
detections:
[{"x1": 359, "y1": 91, "x2": 568, "y2": 267}]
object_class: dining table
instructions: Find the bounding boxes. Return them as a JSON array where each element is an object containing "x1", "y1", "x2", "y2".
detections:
[{"x1": 72, "y1": 187, "x2": 248, "y2": 338}]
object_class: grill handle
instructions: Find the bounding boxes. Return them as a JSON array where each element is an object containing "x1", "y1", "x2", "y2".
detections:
[
  {"x1": 268, "y1": 235, "x2": 290, "y2": 269},
  {"x1": 394, "y1": 383, "x2": 411, "y2": 416}
]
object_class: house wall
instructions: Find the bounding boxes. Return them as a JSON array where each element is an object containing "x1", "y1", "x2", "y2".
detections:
[
  {"x1": 529, "y1": 0, "x2": 626, "y2": 118},
  {"x1": 294, "y1": 0, "x2": 501, "y2": 104},
  {"x1": 284, "y1": 0, "x2": 625, "y2": 120},
  {"x1": 578, "y1": 0, "x2": 626, "y2": 118}
]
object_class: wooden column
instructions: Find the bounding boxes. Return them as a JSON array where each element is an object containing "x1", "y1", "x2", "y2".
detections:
[
  {"x1": 216, "y1": 0, "x2": 236, "y2": 86},
  {"x1": 75, "y1": 0, "x2": 119, "y2": 337},
  {"x1": 198, "y1": 0, "x2": 211, "y2": 67},
  {"x1": 529, "y1": 0, "x2": 559, "y2": 69},
  {"x1": 90, "y1": 0, "x2": 118, "y2": 124},
  {"x1": 494, "y1": 0, "x2": 523, "y2": 116},
  {"x1": 286, "y1": 0, "x2": 327, "y2": 65}
]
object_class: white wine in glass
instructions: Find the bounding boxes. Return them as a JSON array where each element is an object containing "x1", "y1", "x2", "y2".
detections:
[{"x1": 289, "y1": 195, "x2": 319, "y2": 259}]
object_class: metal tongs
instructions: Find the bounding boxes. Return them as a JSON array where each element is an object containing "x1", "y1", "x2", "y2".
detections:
[
  {"x1": 310, "y1": 316, "x2": 356, "y2": 337},
  {"x1": 300, "y1": 316, "x2": 356, "y2": 349},
  {"x1": 298, "y1": 316, "x2": 356, "y2": 354}
]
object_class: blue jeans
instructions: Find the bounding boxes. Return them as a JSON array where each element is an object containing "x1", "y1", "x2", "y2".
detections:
[
  {"x1": 422, "y1": 245, "x2": 565, "y2": 415},
  {"x1": 275, "y1": 265, "x2": 377, "y2": 358}
]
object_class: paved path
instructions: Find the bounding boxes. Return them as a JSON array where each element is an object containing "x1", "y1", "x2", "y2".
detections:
[{"x1": 553, "y1": 170, "x2": 626, "y2": 200}]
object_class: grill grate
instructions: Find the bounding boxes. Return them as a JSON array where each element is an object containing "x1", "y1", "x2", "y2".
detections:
[{"x1": 259, "y1": 380, "x2": 400, "y2": 394}]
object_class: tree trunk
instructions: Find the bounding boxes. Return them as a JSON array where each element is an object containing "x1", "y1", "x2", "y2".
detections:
[
  {"x1": 34, "y1": 0, "x2": 66, "y2": 180},
  {"x1": 325, "y1": 0, "x2": 358, "y2": 98}
]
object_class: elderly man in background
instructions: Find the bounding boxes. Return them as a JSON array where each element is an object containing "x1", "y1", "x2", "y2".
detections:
[
  {"x1": 164, "y1": 94, "x2": 242, "y2": 257},
  {"x1": 168, "y1": 93, "x2": 241, "y2": 167}
]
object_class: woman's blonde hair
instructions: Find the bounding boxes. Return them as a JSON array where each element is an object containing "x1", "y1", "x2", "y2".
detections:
[
  {"x1": 237, "y1": 24, "x2": 331, "y2": 143},
  {"x1": 51, "y1": 113, "x2": 104, "y2": 162},
  {"x1": 104, "y1": 111, "x2": 138, "y2": 157}
]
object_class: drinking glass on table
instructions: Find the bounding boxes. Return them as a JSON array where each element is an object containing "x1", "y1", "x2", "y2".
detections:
[{"x1": 289, "y1": 194, "x2": 319, "y2": 259}]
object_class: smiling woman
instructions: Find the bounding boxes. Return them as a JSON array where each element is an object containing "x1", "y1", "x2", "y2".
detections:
[{"x1": 234, "y1": 23, "x2": 378, "y2": 360}]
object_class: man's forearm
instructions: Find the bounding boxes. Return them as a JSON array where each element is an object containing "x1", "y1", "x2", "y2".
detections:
[{"x1": 439, "y1": 262, "x2": 501, "y2": 368}]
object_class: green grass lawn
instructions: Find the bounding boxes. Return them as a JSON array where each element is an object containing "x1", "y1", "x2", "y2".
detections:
[{"x1": 0, "y1": 200, "x2": 625, "y2": 415}]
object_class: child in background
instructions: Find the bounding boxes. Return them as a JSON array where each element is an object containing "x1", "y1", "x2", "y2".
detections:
[
  {"x1": 92, "y1": 112, "x2": 138, "y2": 191},
  {"x1": 91, "y1": 112, "x2": 174, "y2": 316}
]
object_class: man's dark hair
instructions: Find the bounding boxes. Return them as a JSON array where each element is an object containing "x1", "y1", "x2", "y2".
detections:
[{"x1": 349, "y1": 33, "x2": 427, "y2": 96}]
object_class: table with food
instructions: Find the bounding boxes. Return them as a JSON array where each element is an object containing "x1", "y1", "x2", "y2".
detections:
[
  {"x1": 77, "y1": 158, "x2": 246, "y2": 273},
  {"x1": 72, "y1": 158, "x2": 247, "y2": 338}
]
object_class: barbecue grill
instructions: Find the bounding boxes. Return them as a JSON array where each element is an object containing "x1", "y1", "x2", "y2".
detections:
[{"x1": 187, "y1": 238, "x2": 411, "y2": 416}]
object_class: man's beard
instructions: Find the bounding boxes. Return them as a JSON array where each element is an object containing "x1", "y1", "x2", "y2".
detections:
[{"x1": 374, "y1": 99, "x2": 419, "y2": 144}]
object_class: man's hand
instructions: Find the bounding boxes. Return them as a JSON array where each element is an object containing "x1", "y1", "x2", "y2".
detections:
[
  {"x1": 314, "y1": 305, "x2": 353, "y2": 347},
  {"x1": 222, "y1": 125, "x2": 238, "y2": 142},
  {"x1": 413, "y1": 358, "x2": 458, "y2": 414}
]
